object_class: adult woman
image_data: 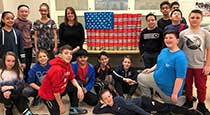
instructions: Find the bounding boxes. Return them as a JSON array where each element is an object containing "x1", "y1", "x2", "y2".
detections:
[{"x1": 59, "y1": 7, "x2": 85, "y2": 61}]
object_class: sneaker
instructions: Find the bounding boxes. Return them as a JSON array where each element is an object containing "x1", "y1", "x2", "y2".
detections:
[
  {"x1": 182, "y1": 99, "x2": 193, "y2": 108},
  {"x1": 197, "y1": 103, "x2": 210, "y2": 115},
  {"x1": 187, "y1": 109, "x2": 204, "y2": 115},
  {"x1": 69, "y1": 107, "x2": 88, "y2": 115}
]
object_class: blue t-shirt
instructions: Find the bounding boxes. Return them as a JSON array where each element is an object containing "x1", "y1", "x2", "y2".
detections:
[{"x1": 154, "y1": 48, "x2": 188, "y2": 96}]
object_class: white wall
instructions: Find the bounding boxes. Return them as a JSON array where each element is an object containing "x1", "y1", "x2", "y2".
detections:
[
  {"x1": 1, "y1": 0, "x2": 209, "y2": 26},
  {"x1": 2, "y1": 0, "x2": 50, "y2": 22}
]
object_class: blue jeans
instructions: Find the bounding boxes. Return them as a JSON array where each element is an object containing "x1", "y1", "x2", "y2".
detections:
[{"x1": 142, "y1": 51, "x2": 159, "y2": 68}]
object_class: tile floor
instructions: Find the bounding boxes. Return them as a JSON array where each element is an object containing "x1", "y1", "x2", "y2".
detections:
[{"x1": 0, "y1": 78, "x2": 210, "y2": 115}]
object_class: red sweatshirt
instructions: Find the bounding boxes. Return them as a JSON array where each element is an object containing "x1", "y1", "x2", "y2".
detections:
[{"x1": 39, "y1": 57, "x2": 74, "y2": 100}]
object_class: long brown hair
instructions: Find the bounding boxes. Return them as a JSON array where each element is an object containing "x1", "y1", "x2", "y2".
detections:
[
  {"x1": 64, "y1": 7, "x2": 78, "y2": 25},
  {"x1": 39, "y1": 3, "x2": 51, "y2": 18},
  {"x1": 0, "y1": 51, "x2": 23, "y2": 80}
]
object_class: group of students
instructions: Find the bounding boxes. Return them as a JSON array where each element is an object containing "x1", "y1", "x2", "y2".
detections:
[
  {"x1": 0, "y1": 1, "x2": 210, "y2": 115},
  {"x1": 139, "y1": 1, "x2": 210, "y2": 115}
]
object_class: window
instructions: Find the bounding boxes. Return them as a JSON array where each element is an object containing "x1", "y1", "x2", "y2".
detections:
[
  {"x1": 55, "y1": 0, "x2": 88, "y2": 10},
  {"x1": 95, "y1": 0, "x2": 128, "y2": 10},
  {"x1": 135, "y1": 0, "x2": 165, "y2": 10}
]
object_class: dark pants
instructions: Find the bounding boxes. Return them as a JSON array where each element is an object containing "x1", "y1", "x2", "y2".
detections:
[
  {"x1": 47, "y1": 51, "x2": 55, "y2": 60},
  {"x1": 43, "y1": 81, "x2": 98, "y2": 115},
  {"x1": 0, "y1": 91, "x2": 32, "y2": 115},
  {"x1": 43, "y1": 99, "x2": 60, "y2": 115},
  {"x1": 24, "y1": 48, "x2": 32, "y2": 82},
  {"x1": 42, "y1": 82, "x2": 79, "y2": 115},
  {"x1": 67, "y1": 81, "x2": 98, "y2": 106},
  {"x1": 22, "y1": 86, "x2": 38, "y2": 98},
  {"x1": 0, "y1": 58, "x2": 2, "y2": 68},
  {"x1": 142, "y1": 51, "x2": 159, "y2": 68},
  {"x1": 141, "y1": 96, "x2": 191, "y2": 114},
  {"x1": 114, "y1": 80, "x2": 138, "y2": 96}
]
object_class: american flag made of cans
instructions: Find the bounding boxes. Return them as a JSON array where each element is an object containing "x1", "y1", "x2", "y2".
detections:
[{"x1": 84, "y1": 12, "x2": 142, "y2": 50}]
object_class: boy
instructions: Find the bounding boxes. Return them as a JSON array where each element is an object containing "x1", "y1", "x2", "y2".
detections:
[
  {"x1": 157, "y1": 1, "x2": 171, "y2": 30},
  {"x1": 164, "y1": 9, "x2": 188, "y2": 32},
  {"x1": 70, "y1": 49, "x2": 98, "y2": 108},
  {"x1": 38, "y1": 45, "x2": 84, "y2": 115},
  {"x1": 138, "y1": 30, "x2": 188, "y2": 104},
  {"x1": 170, "y1": 1, "x2": 187, "y2": 24},
  {"x1": 93, "y1": 89, "x2": 202, "y2": 115},
  {"x1": 14, "y1": 4, "x2": 33, "y2": 82},
  {"x1": 139, "y1": 13, "x2": 163, "y2": 68},
  {"x1": 180, "y1": 9, "x2": 210, "y2": 115}
]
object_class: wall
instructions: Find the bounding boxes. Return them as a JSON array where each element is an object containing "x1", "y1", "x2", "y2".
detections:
[
  {"x1": 0, "y1": 0, "x2": 3, "y2": 13},
  {"x1": 2, "y1": 0, "x2": 50, "y2": 22}
]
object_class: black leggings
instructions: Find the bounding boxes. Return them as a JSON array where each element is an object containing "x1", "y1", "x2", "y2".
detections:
[{"x1": 0, "y1": 92, "x2": 33, "y2": 115}]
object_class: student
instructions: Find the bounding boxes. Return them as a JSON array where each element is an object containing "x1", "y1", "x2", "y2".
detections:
[
  {"x1": 112, "y1": 55, "x2": 138, "y2": 99},
  {"x1": 138, "y1": 30, "x2": 188, "y2": 104},
  {"x1": 0, "y1": 11, "x2": 25, "y2": 67},
  {"x1": 180, "y1": 9, "x2": 210, "y2": 115},
  {"x1": 164, "y1": 9, "x2": 188, "y2": 32},
  {"x1": 157, "y1": 1, "x2": 172, "y2": 30},
  {"x1": 14, "y1": 4, "x2": 33, "y2": 82},
  {"x1": 22, "y1": 50, "x2": 50, "y2": 106},
  {"x1": 94, "y1": 51, "x2": 113, "y2": 95},
  {"x1": 93, "y1": 89, "x2": 202, "y2": 115},
  {"x1": 33, "y1": 3, "x2": 58, "y2": 59},
  {"x1": 38, "y1": 45, "x2": 84, "y2": 115},
  {"x1": 0, "y1": 51, "x2": 33, "y2": 115},
  {"x1": 139, "y1": 13, "x2": 163, "y2": 68},
  {"x1": 59, "y1": 7, "x2": 85, "y2": 61},
  {"x1": 170, "y1": 1, "x2": 187, "y2": 24},
  {"x1": 71, "y1": 49, "x2": 98, "y2": 107}
]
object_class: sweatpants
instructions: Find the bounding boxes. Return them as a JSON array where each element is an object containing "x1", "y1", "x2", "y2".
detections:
[
  {"x1": 141, "y1": 96, "x2": 193, "y2": 114},
  {"x1": 43, "y1": 99, "x2": 60, "y2": 115},
  {"x1": 137, "y1": 72, "x2": 172, "y2": 103},
  {"x1": 185, "y1": 68, "x2": 207, "y2": 103}
]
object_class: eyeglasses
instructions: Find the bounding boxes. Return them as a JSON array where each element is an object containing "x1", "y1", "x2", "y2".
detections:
[{"x1": 161, "y1": 7, "x2": 170, "y2": 10}]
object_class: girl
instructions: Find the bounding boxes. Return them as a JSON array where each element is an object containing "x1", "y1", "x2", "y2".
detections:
[
  {"x1": 0, "y1": 11, "x2": 25, "y2": 67},
  {"x1": 0, "y1": 51, "x2": 33, "y2": 115},
  {"x1": 14, "y1": 4, "x2": 33, "y2": 82},
  {"x1": 94, "y1": 51, "x2": 113, "y2": 95},
  {"x1": 113, "y1": 55, "x2": 138, "y2": 99},
  {"x1": 22, "y1": 49, "x2": 50, "y2": 106},
  {"x1": 59, "y1": 7, "x2": 85, "y2": 61},
  {"x1": 33, "y1": 3, "x2": 58, "y2": 59}
]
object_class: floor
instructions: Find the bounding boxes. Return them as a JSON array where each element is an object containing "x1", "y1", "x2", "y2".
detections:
[{"x1": 0, "y1": 78, "x2": 210, "y2": 115}]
